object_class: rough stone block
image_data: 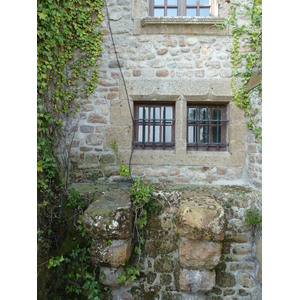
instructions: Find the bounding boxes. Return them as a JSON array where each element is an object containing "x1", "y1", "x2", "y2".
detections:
[
  {"x1": 177, "y1": 195, "x2": 225, "y2": 241},
  {"x1": 90, "y1": 239, "x2": 132, "y2": 268},
  {"x1": 238, "y1": 272, "x2": 256, "y2": 288},
  {"x1": 179, "y1": 239, "x2": 222, "y2": 270},
  {"x1": 179, "y1": 268, "x2": 216, "y2": 292},
  {"x1": 83, "y1": 190, "x2": 132, "y2": 240},
  {"x1": 100, "y1": 267, "x2": 123, "y2": 286}
]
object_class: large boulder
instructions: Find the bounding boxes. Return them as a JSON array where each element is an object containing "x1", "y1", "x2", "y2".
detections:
[
  {"x1": 179, "y1": 238, "x2": 222, "y2": 270},
  {"x1": 179, "y1": 268, "x2": 216, "y2": 292},
  {"x1": 177, "y1": 194, "x2": 225, "y2": 241},
  {"x1": 90, "y1": 239, "x2": 132, "y2": 268},
  {"x1": 83, "y1": 189, "x2": 132, "y2": 240}
]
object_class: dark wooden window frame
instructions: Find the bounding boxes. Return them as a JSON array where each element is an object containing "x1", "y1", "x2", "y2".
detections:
[
  {"x1": 149, "y1": 0, "x2": 211, "y2": 17},
  {"x1": 134, "y1": 102, "x2": 175, "y2": 150},
  {"x1": 187, "y1": 104, "x2": 228, "y2": 151}
]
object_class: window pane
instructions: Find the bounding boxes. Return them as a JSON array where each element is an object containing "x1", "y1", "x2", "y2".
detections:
[
  {"x1": 212, "y1": 107, "x2": 221, "y2": 122},
  {"x1": 138, "y1": 125, "x2": 143, "y2": 142},
  {"x1": 186, "y1": 8, "x2": 197, "y2": 16},
  {"x1": 149, "y1": 126, "x2": 161, "y2": 142},
  {"x1": 166, "y1": 107, "x2": 173, "y2": 119},
  {"x1": 200, "y1": 127, "x2": 208, "y2": 143},
  {"x1": 155, "y1": 107, "x2": 160, "y2": 121},
  {"x1": 187, "y1": 0, "x2": 197, "y2": 5},
  {"x1": 200, "y1": 108, "x2": 209, "y2": 123},
  {"x1": 154, "y1": 0, "x2": 164, "y2": 5},
  {"x1": 167, "y1": 0, "x2": 177, "y2": 5},
  {"x1": 188, "y1": 126, "x2": 196, "y2": 143},
  {"x1": 165, "y1": 126, "x2": 172, "y2": 142},
  {"x1": 167, "y1": 8, "x2": 178, "y2": 16},
  {"x1": 154, "y1": 8, "x2": 165, "y2": 16},
  {"x1": 200, "y1": 0, "x2": 210, "y2": 4},
  {"x1": 200, "y1": 7, "x2": 210, "y2": 16},
  {"x1": 188, "y1": 107, "x2": 197, "y2": 121},
  {"x1": 212, "y1": 126, "x2": 221, "y2": 143}
]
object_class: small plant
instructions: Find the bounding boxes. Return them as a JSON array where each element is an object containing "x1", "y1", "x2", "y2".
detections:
[
  {"x1": 119, "y1": 165, "x2": 130, "y2": 177},
  {"x1": 225, "y1": 197, "x2": 233, "y2": 209},
  {"x1": 117, "y1": 265, "x2": 140, "y2": 285},
  {"x1": 109, "y1": 139, "x2": 119, "y2": 161},
  {"x1": 245, "y1": 209, "x2": 262, "y2": 226}
]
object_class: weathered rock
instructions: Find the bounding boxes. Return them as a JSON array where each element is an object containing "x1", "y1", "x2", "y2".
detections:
[
  {"x1": 177, "y1": 194, "x2": 225, "y2": 241},
  {"x1": 238, "y1": 272, "x2": 256, "y2": 288},
  {"x1": 83, "y1": 189, "x2": 132, "y2": 240},
  {"x1": 100, "y1": 267, "x2": 123, "y2": 286},
  {"x1": 90, "y1": 239, "x2": 132, "y2": 268},
  {"x1": 179, "y1": 239, "x2": 222, "y2": 270},
  {"x1": 179, "y1": 268, "x2": 216, "y2": 292}
]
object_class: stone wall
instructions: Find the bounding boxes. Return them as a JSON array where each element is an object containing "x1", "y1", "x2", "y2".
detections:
[
  {"x1": 67, "y1": 0, "x2": 264, "y2": 188},
  {"x1": 245, "y1": 87, "x2": 262, "y2": 189},
  {"x1": 81, "y1": 184, "x2": 262, "y2": 299}
]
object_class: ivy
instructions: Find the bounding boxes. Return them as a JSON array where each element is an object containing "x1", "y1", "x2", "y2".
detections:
[
  {"x1": 37, "y1": 0, "x2": 105, "y2": 298},
  {"x1": 217, "y1": 0, "x2": 262, "y2": 142}
]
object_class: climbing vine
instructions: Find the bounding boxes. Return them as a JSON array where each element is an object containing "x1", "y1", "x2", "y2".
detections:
[
  {"x1": 218, "y1": 0, "x2": 262, "y2": 141},
  {"x1": 37, "y1": 0, "x2": 105, "y2": 298}
]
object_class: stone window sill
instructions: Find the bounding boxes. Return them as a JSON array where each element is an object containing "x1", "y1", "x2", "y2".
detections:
[
  {"x1": 134, "y1": 16, "x2": 228, "y2": 35},
  {"x1": 141, "y1": 16, "x2": 224, "y2": 27}
]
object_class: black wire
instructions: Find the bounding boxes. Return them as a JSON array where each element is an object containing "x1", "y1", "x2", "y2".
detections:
[{"x1": 104, "y1": 0, "x2": 135, "y2": 179}]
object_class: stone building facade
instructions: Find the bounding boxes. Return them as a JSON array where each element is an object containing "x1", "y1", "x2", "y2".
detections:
[{"x1": 69, "y1": 0, "x2": 262, "y2": 190}]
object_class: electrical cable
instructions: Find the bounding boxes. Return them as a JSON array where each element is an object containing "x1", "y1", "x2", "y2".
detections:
[{"x1": 104, "y1": 0, "x2": 135, "y2": 179}]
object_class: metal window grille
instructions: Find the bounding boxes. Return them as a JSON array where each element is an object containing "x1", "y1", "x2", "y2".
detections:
[
  {"x1": 134, "y1": 103, "x2": 175, "y2": 149},
  {"x1": 150, "y1": 0, "x2": 211, "y2": 17},
  {"x1": 187, "y1": 104, "x2": 228, "y2": 151}
]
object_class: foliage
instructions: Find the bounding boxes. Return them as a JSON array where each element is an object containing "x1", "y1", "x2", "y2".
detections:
[
  {"x1": 37, "y1": 1, "x2": 105, "y2": 297},
  {"x1": 245, "y1": 208, "x2": 262, "y2": 226},
  {"x1": 109, "y1": 139, "x2": 119, "y2": 161},
  {"x1": 117, "y1": 265, "x2": 140, "y2": 285},
  {"x1": 117, "y1": 178, "x2": 161, "y2": 284},
  {"x1": 217, "y1": 0, "x2": 262, "y2": 142},
  {"x1": 119, "y1": 165, "x2": 130, "y2": 177}
]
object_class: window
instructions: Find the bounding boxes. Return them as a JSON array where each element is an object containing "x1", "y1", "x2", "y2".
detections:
[
  {"x1": 150, "y1": 0, "x2": 212, "y2": 17},
  {"x1": 187, "y1": 104, "x2": 228, "y2": 151},
  {"x1": 134, "y1": 103, "x2": 175, "y2": 149}
]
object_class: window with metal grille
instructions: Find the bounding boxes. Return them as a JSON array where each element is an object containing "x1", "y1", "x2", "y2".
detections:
[
  {"x1": 134, "y1": 103, "x2": 175, "y2": 149},
  {"x1": 187, "y1": 104, "x2": 228, "y2": 151},
  {"x1": 150, "y1": 0, "x2": 211, "y2": 17}
]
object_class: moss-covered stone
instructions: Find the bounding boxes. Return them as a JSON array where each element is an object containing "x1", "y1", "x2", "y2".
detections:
[{"x1": 160, "y1": 274, "x2": 173, "y2": 286}]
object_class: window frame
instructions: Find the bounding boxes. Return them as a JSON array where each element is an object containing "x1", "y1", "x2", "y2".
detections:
[
  {"x1": 133, "y1": 102, "x2": 176, "y2": 150},
  {"x1": 149, "y1": 0, "x2": 212, "y2": 17},
  {"x1": 187, "y1": 104, "x2": 228, "y2": 151}
]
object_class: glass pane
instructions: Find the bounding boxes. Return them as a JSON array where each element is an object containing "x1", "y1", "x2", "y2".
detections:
[
  {"x1": 166, "y1": 107, "x2": 173, "y2": 119},
  {"x1": 200, "y1": 127, "x2": 208, "y2": 143},
  {"x1": 212, "y1": 126, "x2": 221, "y2": 143},
  {"x1": 155, "y1": 107, "x2": 160, "y2": 121},
  {"x1": 167, "y1": 8, "x2": 178, "y2": 16},
  {"x1": 212, "y1": 107, "x2": 221, "y2": 121},
  {"x1": 200, "y1": 108, "x2": 209, "y2": 123},
  {"x1": 150, "y1": 107, "x2": 154, "y2": 120},
  {"x1": 165, "y1": 126, "x2": 172, "y2": 142},
  {"x1": 144, "y1": 107, "x2": 149, "y2": 120},
  {"x1": 200, "y1": 7, "x2": 210, "y2": 16},
  {"x1": 200, "y1": 0, "x2": 210, "y2": 4},
  {"x1": 188, "y1": 126, "x2": 196, "y2": 143},
  {"x1": 187, "y1": 0, "x2": 197, "y2": 5},
  {"x1": 149, "y1": 126, "x2": 161, "y2": 142},
  {"x1": 138, "y1": 125, "x2": 143, "y2": 142},
  {"x1": 167, "y1": 0, "x2": 177, "y2": 5},
  {"x1": 186, "y1": 8, "x2": 197, "y2": 16},
  {"x1": 188, "y1": 108, "x2": 197, "y2": 121},
  {"x1": 144, "y1": 125, "x2": 148, "y2": 142},
  {"x1": 154, "y1": 0, "x2": 164, "y2": 5},
  {"x1": 155, "y1": 126, "x2": 160, "y2": 142},
  {"x1": 154, "y1": 8, "x2": 165, "y2": 16}
]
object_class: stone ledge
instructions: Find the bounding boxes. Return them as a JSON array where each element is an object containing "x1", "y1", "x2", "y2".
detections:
[{"x1": 141, "y1": 17, "x2": 225, "y2": 27}]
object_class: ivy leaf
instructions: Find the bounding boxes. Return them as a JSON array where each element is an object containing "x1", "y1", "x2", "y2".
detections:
[{"x1": 38, "y1": 12, "x2": 47, "y2": 20}]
